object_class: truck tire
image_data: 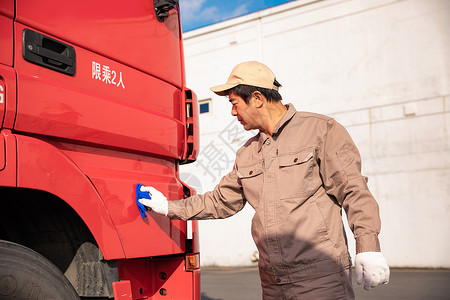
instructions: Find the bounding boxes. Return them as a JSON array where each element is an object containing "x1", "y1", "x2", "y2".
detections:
[{"x1": 0, "y1": 240, "x2": 80, "y2": 300}]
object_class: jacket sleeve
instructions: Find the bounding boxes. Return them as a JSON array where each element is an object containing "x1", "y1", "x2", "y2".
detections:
[
  {"x1": 167, "y1": 165, "x2": 246, "y2": 220},
  {"x1": 319, "y1": 118, "x2": 381, "y2": 253}
]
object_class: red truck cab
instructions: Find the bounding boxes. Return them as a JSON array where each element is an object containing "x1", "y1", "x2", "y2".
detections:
[{"x1": 0, "y1": 0, "x2": 200, "y2": 299}]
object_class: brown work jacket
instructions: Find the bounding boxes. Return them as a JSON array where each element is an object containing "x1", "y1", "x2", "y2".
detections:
[{"x1": 169, "y1": 104, "x2": 381, "y2": 284}]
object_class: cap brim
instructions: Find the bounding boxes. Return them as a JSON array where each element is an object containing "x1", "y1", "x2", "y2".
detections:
[{"x1": 210, "y1": 83, "x2": 239, "y2": 96}]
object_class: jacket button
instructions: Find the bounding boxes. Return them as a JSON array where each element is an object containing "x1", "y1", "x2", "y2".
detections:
[
  {"x1": 249, "y1": 171, "x2": 253, "y2": 175},
  {"x1": 276, "y1": 278, "x2": 281, "y2": 283},
  {"x1": 294, "y1": 158, "x2": 298, "y2": 163}
]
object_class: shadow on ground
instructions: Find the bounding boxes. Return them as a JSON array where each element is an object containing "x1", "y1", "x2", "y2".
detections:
[
  {"x1": 201, "y1": 267, "x2": 450, "y2": 300},
  {"x1": 201, "y1": 292, "x2": 222, "y2": 300}
]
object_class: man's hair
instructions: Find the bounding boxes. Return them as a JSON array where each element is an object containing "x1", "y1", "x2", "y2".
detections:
[{"x1": 228, "y1": 80, "x2": 282, "y2": 103}]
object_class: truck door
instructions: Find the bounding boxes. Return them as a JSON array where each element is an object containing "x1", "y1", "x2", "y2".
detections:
[
  {"x1": 12, "y1": 0, "x2": 194, "y2": 259},
  {"x1": 13, "y1": 0, "x2": 185, "y2": 158}
]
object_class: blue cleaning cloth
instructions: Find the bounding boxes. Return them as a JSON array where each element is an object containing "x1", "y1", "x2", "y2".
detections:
[{"x1": 136, "y1": 183, "x2": 151, "y2": 218}]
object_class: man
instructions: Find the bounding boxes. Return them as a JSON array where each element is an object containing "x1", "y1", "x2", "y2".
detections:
[{"x1": 139, "y1": 61, "x2": 389, "y2": 299}]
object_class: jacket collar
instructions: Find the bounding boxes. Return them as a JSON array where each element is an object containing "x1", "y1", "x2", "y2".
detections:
[{"x1": 257, "y1": 103, "x2": 297, "y2": 152}]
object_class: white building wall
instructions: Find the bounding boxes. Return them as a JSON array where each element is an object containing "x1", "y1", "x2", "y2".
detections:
[{"x1": 180, "y1": 0, "x2": 450, "y2": 268}]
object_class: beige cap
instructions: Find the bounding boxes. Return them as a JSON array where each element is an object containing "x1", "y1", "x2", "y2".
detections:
[{"x1": 210, "y1": 61, "x2": 278, "y2": 96}]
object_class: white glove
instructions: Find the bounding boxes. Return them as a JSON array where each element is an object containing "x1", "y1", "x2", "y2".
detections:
[
  {"x1": 355, "y1": 252, "x2": 390, "y2": 291},
  {"x1": 138, "y1": 186, "x2": 168, "y2": 216}
]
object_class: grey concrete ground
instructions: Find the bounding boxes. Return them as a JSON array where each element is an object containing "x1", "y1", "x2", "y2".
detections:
[{"x1": 200, "y1": 268, "x2": 450, "y2": 300}]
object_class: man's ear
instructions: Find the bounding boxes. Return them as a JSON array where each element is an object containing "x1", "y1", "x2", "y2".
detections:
[{"x1": 252, "y1": 91, "x2": 264, "y2": 108}]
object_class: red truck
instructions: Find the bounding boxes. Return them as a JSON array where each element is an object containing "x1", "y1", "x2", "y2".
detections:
[{"x1": 0, "y1": 0, "x2": 200, "y2": 299}]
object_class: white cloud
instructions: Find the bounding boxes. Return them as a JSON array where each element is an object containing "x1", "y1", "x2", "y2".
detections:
[
  {"x1": 200, "y1": 5, "x2": 221, "y2": 22},
  {"x1": 180, "y1": 1, "x2": 250, "y2": 29},
  {"x1": 180, "y1": 0, "x2": 208, "y2": 22},
  {"x1": 228, "y1": 4, "x2": 250, "y2": 19}
]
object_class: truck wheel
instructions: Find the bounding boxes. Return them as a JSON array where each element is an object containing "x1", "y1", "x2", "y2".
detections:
[{"x1": 0, "y1": 240, "x2": 80, "y2": 300}]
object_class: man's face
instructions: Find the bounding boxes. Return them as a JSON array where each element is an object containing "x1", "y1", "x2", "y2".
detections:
[{"x1": 228, "y1": 91, "x2": 258, "y2": 131}]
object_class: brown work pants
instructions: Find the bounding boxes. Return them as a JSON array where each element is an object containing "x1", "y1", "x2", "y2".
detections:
[{"x1": 261, "y1": 268, "x2": 355, "y2": 300}]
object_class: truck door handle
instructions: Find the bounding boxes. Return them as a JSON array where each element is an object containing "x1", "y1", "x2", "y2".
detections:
[
  {"x1": 23, "y1": 29, "x2": 76, "y2": 76},
  {"x1": 26, "y1": 43, "x2": 74, "y2": 67}
]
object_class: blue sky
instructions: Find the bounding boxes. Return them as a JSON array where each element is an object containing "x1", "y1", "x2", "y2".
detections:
[{"x1": 180, "y1": 0, "x2": 293, "y2": 32}]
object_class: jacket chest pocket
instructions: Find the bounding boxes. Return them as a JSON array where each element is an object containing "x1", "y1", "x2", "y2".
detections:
[
  {"x1": 237, "y1": 161, "x2": 264, "y2": 209},
  {"x1": 278, "y1": 149, "x2": 315, "y2": 199}
]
